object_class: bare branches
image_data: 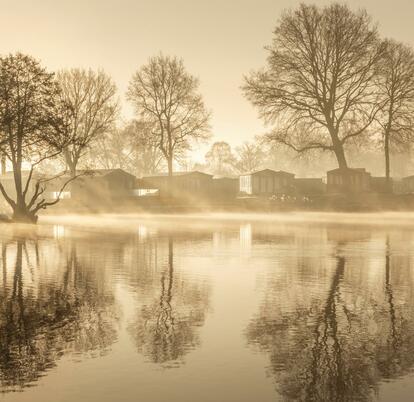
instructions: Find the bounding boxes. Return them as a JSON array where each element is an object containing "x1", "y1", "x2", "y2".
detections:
[
  {"x1": 243, "y1": 3, "x2": 384, "y2": 168},
  {"x1": 87, "y1": 120, "x2": 165, "y2": 177},
  {"x1": 0, "y1": 53, "x2": 72, "y2": 222},
  {"x1": 56, "y1": 68, "x2": 119, "y2": 176},
  {"x1": 127, "y1": 54, "x2": 211, "y2": 175},
  {"x1": 376, "y1": 40, "x2": 414, "y2": 179},
  {"x1": 30, "y1": 174, "x2": 80, "y2": 214},
  {"x1": 205, "y1": 142, "x2": 237, "y2": 176},
  {"x1": 234, "y1": 141, "x2": 266, "y2": 174}
]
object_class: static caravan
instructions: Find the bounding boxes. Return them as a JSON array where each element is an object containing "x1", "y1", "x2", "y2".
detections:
[
  {"x1": 327, "y1": 168, "x2": 371, "y2": 194},
  {"x1": 239, "y1": 169, "x2": 295, "y2": 196},
  {"x1": 138, "y1": 171, "x2": 213, "y2": 202}
]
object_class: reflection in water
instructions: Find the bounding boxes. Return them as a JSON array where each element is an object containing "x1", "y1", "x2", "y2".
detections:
[
  {"x1": 0, "y1": 237, "x2": 118, "y2": 393},
  {"x1": 1, "y1": 217, "x2": 414, "y2": 401},
  {"x1": 53, "y1": 224, "x2": 65, "y2": 239},
  {"x1": 246, "y1": 230, "x2": 414, "y2": 401},
  {"x1": 129, "y1": 236, "x2": 210, "y2": 367},
  {"x1": 240, "y1": 223, "x2": 252, "y2": 250}
]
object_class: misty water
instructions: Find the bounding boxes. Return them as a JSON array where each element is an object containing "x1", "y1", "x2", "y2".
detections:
[{"x1": 1, "y1": 213, "x2": 414, "y2": 402}]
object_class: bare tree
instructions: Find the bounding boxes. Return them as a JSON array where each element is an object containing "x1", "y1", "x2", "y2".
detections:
[
  {"x1": 0, "y1": 53, "x2": 73, "y2": 222},
  {"x1": 127, "y1": 54, "x2": 211, "y2": 181},
  {"x1": 243, "y1": 3, "x2": 384, "y2": 169},
  {"x1": 57, "y1": 68, "x2": 118, "y2": 176},
  {"x1": 235, "y1": 141, "x2": 265, "y2": 173},
  {"x1": 205, "y1": 141, "x2": 236, "y2": 176},
  {"x1": 376, "y1": 40, "x2": 414, "y2": 182},
  {"x1": 88, "y1": 120, "x2": 164, "y2": 177}
]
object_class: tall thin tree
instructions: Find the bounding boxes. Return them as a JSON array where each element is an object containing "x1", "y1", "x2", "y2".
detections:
[{"x1": 376, "y1": 40, "x2": 414, "y2": 183}]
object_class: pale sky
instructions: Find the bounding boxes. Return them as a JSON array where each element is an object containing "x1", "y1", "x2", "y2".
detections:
[{"x1": 1, "y1": 0, "x2": 414, "y2": 161}]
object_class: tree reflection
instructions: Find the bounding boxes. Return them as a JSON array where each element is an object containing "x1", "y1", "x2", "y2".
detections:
[
  {"x1": 130, "y1": 237, "x2": 210, "y2": 367},
  {"x1": 375, "y1": 237, "x2": 414, "y2": 381},
  {"x1": 247, "y1": 236, "x2": 414, "y2": 401},
  {"x1": 0, "y1": 238, "x2": 118, "y2": 393}
]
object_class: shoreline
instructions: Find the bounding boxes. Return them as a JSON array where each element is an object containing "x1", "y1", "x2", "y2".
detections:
[{"x1": 38, "y1": 210, "x2": 414, "y2": 228}]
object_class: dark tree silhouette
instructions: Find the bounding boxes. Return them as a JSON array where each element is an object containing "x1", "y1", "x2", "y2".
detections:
[
  {"x1": 243, "y1": 3, "x2": 384, "y2": 169},
  {"x1": 246, "y1": 241, "x2": 414, "y2": 401},
  {"x1": 0, "y1": 53, "x2": 73, "y2": 222},
  {"x1": 0, "y1": 239, "x2": 118, "y2": 393}
]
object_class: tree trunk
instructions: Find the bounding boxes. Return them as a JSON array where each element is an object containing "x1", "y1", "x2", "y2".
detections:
[
  {"x1": 2, "y1": 243, "x2": 7, "y2": 292},
  {"x1": 0, "y1": 154, "x2": 6, "y2": 175},
  {"x1": 10, "y1": 161, "x2": 38, "y2": 223},
  {"x1": 69, "y1": 163, "x2": 76, "y2": 178},
  {"x1": 333, "y1": 142, "x2": 348, "y2": 169},
  {"x1": 11, "y1": 205, "x2": 37, "y2": 223},
  {"x1": 64, "y1": 149, "x2": 77, "y2": 178},
  {"x1": 167, "y1": 157, "x2": 173, "y2": 199},
  {"x1": 384, "y1": 130, "x2": 390, "y2": 182},
  {"x1": 12, "y1": 162, "x2": 26, "y2": 216}
]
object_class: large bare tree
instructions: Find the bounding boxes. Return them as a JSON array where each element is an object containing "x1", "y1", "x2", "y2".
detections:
[
  {"x1": 0, "y1": 53, "x2": 72, "y2": 222},
  {"x1": 243, "y1": 3, "x2": 385, "y2": 169},
  {"x1": 376, "y1": 40, "x2": 414, "y2": 182},
  {"x1": 57, "y1": 68, "x2": 118, "y2": 176},
  {"x1": 127, "y1": 54, "x2": 210, "y2": 179}
]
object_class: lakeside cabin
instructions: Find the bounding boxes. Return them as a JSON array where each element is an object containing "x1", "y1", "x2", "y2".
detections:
[
  {"x1": 1, "y1": 166, "x2": 404, "y2": 212},
  {"x1": 0, "y1": 168, "x2": 136, "y2": 207},
  {"x1": 239, "y1": 169, "x2": 295, "y2": 196},
  {"x1": 69, "y1": 169, "x2": 136, "y2": 202},
  {"x1": 45, "y1": 169, "x2": 136, "y2": 204},
  {"x1": 136, "y1": 171, "x2": 213, "y2": 202},
  {"x1": 327, "y1": 168, "x2": 371, "y2": 194}
]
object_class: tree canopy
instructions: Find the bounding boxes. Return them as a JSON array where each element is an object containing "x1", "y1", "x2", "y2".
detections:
[
  {"x1": 0, "y1": 53, "x2": 72, "y2": 222},
  {"x1": 127, "y1": 54, "x2": 210, "y2": 176},
  {"x1": 244, "y1": 3, "x2": 385, "y2": 169}
]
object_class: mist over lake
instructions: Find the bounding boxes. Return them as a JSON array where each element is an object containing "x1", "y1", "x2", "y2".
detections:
[{"x1": 0, "y1": 213, "x2": 412, "y2": 402}]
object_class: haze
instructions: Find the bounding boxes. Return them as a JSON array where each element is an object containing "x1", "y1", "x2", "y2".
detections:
[{"x1": 1, "y1": 0, "x2": 414, "y2": 160}]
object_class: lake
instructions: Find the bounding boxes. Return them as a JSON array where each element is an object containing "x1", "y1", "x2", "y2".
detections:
[{"x1": 1, "y1": 213, "x2": 414, "y2": 402}]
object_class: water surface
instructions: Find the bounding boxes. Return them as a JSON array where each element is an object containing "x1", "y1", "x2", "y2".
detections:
[{"x1": 1, "y1": 213, "x2": 414, "y2": 401}]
